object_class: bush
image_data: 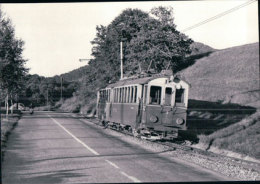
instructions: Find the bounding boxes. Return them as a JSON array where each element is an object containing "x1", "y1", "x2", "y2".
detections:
[
  {"x1": 58, "y1": 96, "x2": 81, "y2": 113},
  {"x1": 80, "y1": 100, "x2": 96, "y2": 117}
]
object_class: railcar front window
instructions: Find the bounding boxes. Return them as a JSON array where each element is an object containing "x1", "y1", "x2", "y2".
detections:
[
  {"x1": 175, "y1": 89, "x2": 185, "y2": 103},
  {"x1": 149, "y1": 86, "x2": 161, "y2": 105},
  {"x1": 165, "y1": 87, "x2": 172, "y2": 106}
]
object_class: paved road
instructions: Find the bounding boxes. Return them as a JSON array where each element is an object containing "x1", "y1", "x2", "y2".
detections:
[{"x1": 2, "y1": 111, "x2": 230, "y2": 183}]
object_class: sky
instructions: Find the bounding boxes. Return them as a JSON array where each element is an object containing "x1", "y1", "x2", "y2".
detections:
[{"x1": 1, "y1": 0, "x2": 259, "y2": 77}]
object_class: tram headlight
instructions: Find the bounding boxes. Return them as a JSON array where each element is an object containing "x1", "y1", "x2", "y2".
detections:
[
  {"x1": 150, "y1": 115, "x2": 158, "y2": 123},
  {"x1": 176, "y1": 118, "x2": 184, "y2": 125}
]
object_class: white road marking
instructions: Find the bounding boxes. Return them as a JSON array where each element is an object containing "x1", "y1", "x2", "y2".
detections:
[
  {"x1": 48, "y1": 114, "x2": 100, "y2": 156},
  {"x1": 105, "y1": 160, "x2": 120, "y2": 169},
  {"x1": 48, "y1": 114, "x2": 141, "y2": 183},
  {"x1": 120, "y1": 171, "x2": 141, "y2": 183}
]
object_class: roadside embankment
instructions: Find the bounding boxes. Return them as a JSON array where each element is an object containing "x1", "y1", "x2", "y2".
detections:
[
  {"x1": 1, "y1": 110, "x2": 21, "y2": 160},
  {"x1": 192, "y1": 110, "x2": 260, "y2": 162}
]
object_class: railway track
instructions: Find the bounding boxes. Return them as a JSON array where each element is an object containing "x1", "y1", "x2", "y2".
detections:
[
  {"x1": 80, "y1": 116, "x2": 260, "y2": 171},
  {"x1": 84, "y1": 117, "x2": 219, "y2": 155}
]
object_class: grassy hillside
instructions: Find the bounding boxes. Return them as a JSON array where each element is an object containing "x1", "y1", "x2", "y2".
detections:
[
  {"x1": 181, "y1": 43, "x2": 260, "y2": 105},
  {"x1": 189, "y1": 42, "x2": 216, "y2": 56},
  {"x1": 179, "y1": 42, "x2": 259, "y2": 159},
  {"x1": 180, "y1": 42, "x2": 259, "y2": 107},
  {"x1": 60, "y1": 65, "x2": 87, "y2": 82}
]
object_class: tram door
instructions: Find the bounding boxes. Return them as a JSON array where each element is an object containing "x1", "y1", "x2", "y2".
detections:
[
  {"x1": 144, "y1": 85, "x2": 163, "y2": 125},
  {"x1": 140, "y1": 85, "x2": 147, "y2": 126},
  {"x1": 161, "y1": 87, "x2": 174, "y2": 125}
]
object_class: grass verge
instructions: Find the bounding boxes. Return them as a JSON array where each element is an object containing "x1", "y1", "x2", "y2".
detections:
[{"x1": 1, "y1": 111, "x2": 21, "y2": 161}]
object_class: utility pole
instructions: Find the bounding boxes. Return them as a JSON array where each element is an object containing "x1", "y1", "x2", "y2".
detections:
[
  {"x1": 46, "y1": 88, "x2": 49, "y2": 107},
  {"x1": 79, "y1": 59, "x2": 92, "y2": 62},
  {"x1": 120, "y1": 29, "x2": 127, "y2": 80},
  {"x1": 60, "y1": 76, "x2": 63, "y2": 101},
  {"x1": 120, "y1": 40, "x2": 123, "y2": 79}
]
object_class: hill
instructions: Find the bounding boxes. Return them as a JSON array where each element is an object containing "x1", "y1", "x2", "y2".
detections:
[
  {"x1": 179, "y1": 42, "x2": 259, "y2": 160},
  {"x1": 60, "y1": 65, "x2": 87, "y2": 82},
  {"x1": 180, "y1": 42, "x2": 259, "y2": 107},
  {"x1": 189, "y1": 42, "x2": 216, "y2": 56}
]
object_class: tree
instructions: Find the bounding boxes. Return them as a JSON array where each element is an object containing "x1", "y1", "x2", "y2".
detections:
[
  {"x1": 90, "y1": 9, "x2": 152, "y2": 83},
  {"x1": 90, "y1": 7, "x2": 193, "y2": 81},
  {"x1": 126, "y1": 6, "x2": 193, "y2": 74},
  {"x1": 0, "y1": 7, "x2": 28, "y2": 116}
]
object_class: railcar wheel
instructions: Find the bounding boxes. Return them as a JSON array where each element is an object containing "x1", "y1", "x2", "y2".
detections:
[
  {"x1": 102, "y1": 121, "x2": 108, "y2": 128},
  {"x1": 128, "y1": 126, "x2": 133, "y2": 133},
  {"x1": 118, "y1": 125, "x2": 124, "y2": 131},
  {"x1": 123, "y1": 125, "x2": 131, "y2": 133},
  {"x1": 132, "y1": 128, "x2": 140, "y2": 137}
]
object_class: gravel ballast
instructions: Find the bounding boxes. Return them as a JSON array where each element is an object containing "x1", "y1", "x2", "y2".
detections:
[{"x1": 78, "y1": 116, "x2": 260, "y2": 181}]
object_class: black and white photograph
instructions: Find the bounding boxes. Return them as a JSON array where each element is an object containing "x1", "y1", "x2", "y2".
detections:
[{"x1": 0, "y1": 0, "x2": 259, "y2": 183}]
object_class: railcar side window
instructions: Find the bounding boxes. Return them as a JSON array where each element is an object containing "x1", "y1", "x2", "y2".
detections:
[
  {"x1": 149, "y1": 86, "x2": 161, "y2": 105},
  {"x1": 115, "y1": 89, "x2": 117, "y2": 102},
  {"x1": 128, "y1": 87, "x2": 130, "y2": 103},
  {"x1": 119, "y1": 88, "x2": 122, "y2": 103},
  {"x1": 134, "y1": 86, "x2": 137, "y2": 103},
  {"x1": 165, "y1": 87, "x2": 172, "y2": 106},
  {"x1": 131, "y1": 86, "x2": 134, "y2": 103},
  {"x1": 124, "y1": 87, "x2": 127, "y2": 103},
  {"x1": 114, "y1": 89, "x2": 116, "y2": 102},
  {"x1": 175, "y1": 89, "x2": 185, "y2": 103},
  {"x1": 117, "y1": 89, "x2": 119, "y2": 103},
  {"x1": 122, "y1": 88, "x2": 124, "y2": 103},
  {"x1": 117, "y1": 88, "x2": 119, "y2": 102},
  {"x1": 121, "y1": 88, "x2": 123, "y2": 103}
]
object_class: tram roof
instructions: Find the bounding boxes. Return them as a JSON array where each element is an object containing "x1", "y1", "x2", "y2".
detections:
[{"x1": 106, "y1": 76, "x2": 163, "y2": 88}]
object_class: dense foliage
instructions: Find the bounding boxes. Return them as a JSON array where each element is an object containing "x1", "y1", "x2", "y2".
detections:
[
  {"x1": 0, "y1": 7, "x2": 28, "y2": 112},
  {"x1": 19, "y1": 74, "x2": 78, "y2": 107},
  {"x1": 91, "y1": 7, "x2": 193, "y2": 78}
]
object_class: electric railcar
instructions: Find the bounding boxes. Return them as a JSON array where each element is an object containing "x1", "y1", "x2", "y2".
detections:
[{"x1": 96, "y1": 74, "x2": 190, "y2": 139}]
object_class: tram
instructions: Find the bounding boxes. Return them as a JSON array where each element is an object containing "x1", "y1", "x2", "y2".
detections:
[{"x1": 96, "y1": 73, "x2": 190, "y2": 139}]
